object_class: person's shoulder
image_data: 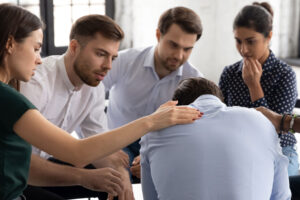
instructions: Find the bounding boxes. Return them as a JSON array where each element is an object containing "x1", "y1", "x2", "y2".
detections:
[
  {"x1": 34, "y1": 55, "x2": 62, "y2": 80},
  {"x1": 118, "y1": 46, "x2": 152, "y2": 59},
  {"x1": 182, "y1": 62, "x2": 203, "y2": 77},
  {"x1": 275, "y1": 58, "x2": 295, "y2": 75},
  {"x1": 225, "y1": 106, "x2": 274, "y2": 128},
  {"x1": 223, "y1": 60, "x2": 242, "y2": 73},
  {"x1": 0, "y1": 82, "x2": 34, "y2": 108}
]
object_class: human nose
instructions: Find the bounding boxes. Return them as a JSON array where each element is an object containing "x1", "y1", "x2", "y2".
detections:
[
  {"x1": 102, "y1": 57, "x2": 112, "y2": 70},
  {"x1": 36, "y1": 53, "x2": 42, "y2": 65},
  {"x1": 173, "y1": 48, "x2": 184, "y2": 60},
  {"x1": 240, "y1": 43, "x2": 249, "y2": 56}
]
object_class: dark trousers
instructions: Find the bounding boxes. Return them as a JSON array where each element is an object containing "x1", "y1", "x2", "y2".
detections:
[
  {"x1": 23, "y1": 157, "x2": 108, "y2": 200},
  {"x1": 290, "y1": 175, "x2": 300, "y2": 200}
]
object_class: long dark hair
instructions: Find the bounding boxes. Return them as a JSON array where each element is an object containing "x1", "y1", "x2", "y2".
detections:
[
  {"x1": 233, "y1": 2, "x2": 273, "y2": 37},
  {"x1": 0, "y1": 3, "x2": 43, "y2": 90}
]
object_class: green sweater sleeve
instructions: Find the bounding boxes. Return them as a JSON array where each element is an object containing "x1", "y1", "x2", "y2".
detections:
[{"x1": 0, "y1": 82, "x2": 36, "y2": 132}]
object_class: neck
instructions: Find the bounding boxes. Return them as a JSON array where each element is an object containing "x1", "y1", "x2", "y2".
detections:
[
  {"x1": 64, "y1": 51, "x2": 83, "y2": 89},
  {"x1": 258, "y1": 49, "x2": 270, "y2": 65},
  {"x1": 154, "y1": 47, "x2": 171, "y2": 79},
  {"x1": 0, "y1": 63, "x2": 10, "y2": 84}
]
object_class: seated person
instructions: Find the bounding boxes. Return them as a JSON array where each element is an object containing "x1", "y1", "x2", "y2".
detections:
[{"x1": 140, "y1": 77, "x2": 290, "y2": 200}]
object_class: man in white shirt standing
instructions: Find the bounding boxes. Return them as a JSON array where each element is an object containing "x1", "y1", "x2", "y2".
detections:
[
  {"x1": 21, "y1": 15, "x2": 133, "y2": 200},
  {"x1": 141, "y1": 77, "x2": 291, "y2": 200},
  {"x1": 103, "y1": 6, "x2": 203, "y2": 181}
]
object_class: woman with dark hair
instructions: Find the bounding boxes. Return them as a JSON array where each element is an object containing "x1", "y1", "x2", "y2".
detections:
[
  {"x1": 0, "y1": 4, "x2": 201, "y2": 200},
  {"x1": 219, "y1": 2, "x2": 298, "y2": 176}
]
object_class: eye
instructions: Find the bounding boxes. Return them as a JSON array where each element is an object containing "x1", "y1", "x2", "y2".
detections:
[
  {"x1": 247, "y1": 40, "x2": 255, "y2": 45},
  {"x1": 96, "y1": 52, "x2": 106, "y2": 57},
  {"x1": 169, "y1": 42, "x2": 178, "y2": 48},
  {"x1": 34, "y1": 48, "x2": 41, "y2": 52},
  {"x1": 183, "y1": 48, "x2": 192, "y2": 52},
  {"x1": 235, "y1": 39, "x2": 242, "y2": 44}
]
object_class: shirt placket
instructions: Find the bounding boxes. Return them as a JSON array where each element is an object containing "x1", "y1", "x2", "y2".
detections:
[{"x1": 61, "y1": 91, "x2": 74, "y2": 130}]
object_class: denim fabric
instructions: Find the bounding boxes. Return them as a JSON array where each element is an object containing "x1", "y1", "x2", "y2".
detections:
[
  {"x1": 282, "y1": 145, "x2": 299, "y2": 176},
  {"x1": 123, "y1": 140, "x2": 141, "y2": 183}
]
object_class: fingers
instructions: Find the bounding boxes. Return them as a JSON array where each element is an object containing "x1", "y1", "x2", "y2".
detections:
[
  {"x1": 106, "y1": 181, "x2": 123, "y2": 197},
  {"x1": 132, "y1": 155, "x2": 140, "y2": 165},
  {"x1": 108, "y1": 194, "x2": 114, "y2": 200},
  {"x1": 150, "y1": 104, "x2": 203, "y2": 131},
  {"x1": 159, "y1": 100, "x2": 178, "y2": 108},
  {"x1": 104, "y1": 168, "x2": 124, "y2": 196},
  {"x1": 255, "y1": 106, "x2": 265, "y2": 112},
  {"x1": 248, "y1": 58, "x2": 261, "y2": 74},
  {"x1": 174, "y1": 106, "x2": 203, "y2": 122},
  {"x1": 130, "y1": 164, "x2": 141, "y2": 178}
]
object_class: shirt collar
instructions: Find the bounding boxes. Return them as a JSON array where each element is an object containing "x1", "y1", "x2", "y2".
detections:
[
  {"x1": 190, "y1": 94, "x2": 226, "y2": 118},
  {"x1": 58, "y1": 54, "x2": 78, "y2": 92},
  {"x1": 237, "y1": 50, "x2": 277, "y2": 72},
  {"x1": 143, "y1": 46, "x2": 183, "y2": 78}
]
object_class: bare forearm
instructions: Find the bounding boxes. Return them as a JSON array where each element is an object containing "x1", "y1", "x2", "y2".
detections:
[
  {"x1": 79, "y1": 116, "x2": 151, "y2": 166},
  {"x1": 15, "y1": 110, "x2": 152, "y2": 167},
  {"x1": 28, "y1": 154, "x2": 82, "y2": 186},
  {"x1": 15, "y1": 103, "x2": 199, "y2": 168}
]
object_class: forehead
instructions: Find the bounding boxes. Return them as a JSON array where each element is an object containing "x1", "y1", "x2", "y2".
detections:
[
  {"x1": 234, "y1": 27, "x2": 263, "y2": 38},
  {"x1": 162, "y1": 24, "x2": 197, "y2": 47},
  {"x1": 84, "y1": 33, "x2": 120, "y2": 55},
  {"x1": 24, "y1": 29, "x2": 43, "y2": 44}
]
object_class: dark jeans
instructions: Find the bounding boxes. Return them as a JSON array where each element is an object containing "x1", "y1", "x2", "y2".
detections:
[
  {"x1": 123, "y1": 139, "x2": 141, "y2": 183},
  {"x1": 23, "y1": 157, "x2": 108, "y2": 200},
  {"x1": 290, "y1": 175, "x2": 300, "y2": 200}
]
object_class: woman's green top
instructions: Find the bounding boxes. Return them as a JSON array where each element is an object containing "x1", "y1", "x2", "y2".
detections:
[{"x1": 0, "y1": 81, "x2": 36, "y2": 200}]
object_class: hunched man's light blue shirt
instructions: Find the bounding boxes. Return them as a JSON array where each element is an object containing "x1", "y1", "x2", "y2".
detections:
[
  {"x1": 103, "y1": 46, "x2": 203, "y2": 129},
  {"x1": 140, "y1": 95, "x2": 291, "y2": 200}
]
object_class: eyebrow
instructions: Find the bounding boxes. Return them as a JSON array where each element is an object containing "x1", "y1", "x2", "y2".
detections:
[
  {"x1": 235, "y1": 37, "x2": 255, "y2": 40},
  {"x1": 95, "y1": 48, "x2": 118, "y2": 58},
  {"x1": 169, "y1": 40, "x2": 194, "y2": 49}
]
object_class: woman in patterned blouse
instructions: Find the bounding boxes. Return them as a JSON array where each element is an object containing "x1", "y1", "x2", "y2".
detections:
[{"x1": 219, "y1": 2, "x2": 298, "y2": 175}]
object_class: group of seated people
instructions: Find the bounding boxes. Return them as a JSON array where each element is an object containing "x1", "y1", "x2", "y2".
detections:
[{"x1": 0, "y1": 1, "x2": 299, "y2": 200}]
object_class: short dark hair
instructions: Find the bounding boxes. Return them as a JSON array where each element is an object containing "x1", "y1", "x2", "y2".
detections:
[
  {"x1": 69, "y1": 14, "x2": 124, "y2": 45},
  {"x1": 172, "y1": 77, "x2": 224, "y2": 105},
  {"x1": 233, "y1": 2, "x2": 273, "y2": 37},
  {"x1": 158, "y1": 7, "x2": 203, "y2": 41},
  {"x1": 0, "y1": 3, "x2": 43, "y2": 89}
]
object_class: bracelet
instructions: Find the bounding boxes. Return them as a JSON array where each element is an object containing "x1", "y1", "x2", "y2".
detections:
[
  {"x1": 280, "y1": 114, "x2": 287, "y2": 134},
  {"x1": 289, "y1": 114, "x2": 298, "y2": 133}
]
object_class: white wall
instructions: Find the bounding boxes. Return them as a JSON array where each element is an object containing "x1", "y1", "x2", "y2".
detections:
[{"x1": 116, "y1": 0, "x2": 296, "y2": 83}]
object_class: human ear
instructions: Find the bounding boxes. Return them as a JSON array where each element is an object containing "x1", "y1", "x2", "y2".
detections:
[
  {"x1": 5, "y1": 36, "x2": 15, "y2": 54},
  {"x1": 156, "y1": 29, "x2": 161, "y2": 42},
  {"x1": 267, "y1": 31, "x2": 273, "y2": 42}
]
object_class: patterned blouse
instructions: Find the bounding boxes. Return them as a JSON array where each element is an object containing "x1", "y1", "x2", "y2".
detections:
[{"x1": 219, "y1": 51, "x2": 298, "y2": 147}]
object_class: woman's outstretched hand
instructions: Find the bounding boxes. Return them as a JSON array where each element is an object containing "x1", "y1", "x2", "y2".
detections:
[{"x1": 148, "y1": 101, "x2": 203, "y2": 132}]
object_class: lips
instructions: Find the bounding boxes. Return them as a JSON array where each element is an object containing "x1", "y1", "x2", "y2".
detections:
[
  {"x1": 95, "y1": 72, "x2": 106, "y2": 81},
  {"x1": 168, "y1": 58, "x2": 180, "y2": 66}
]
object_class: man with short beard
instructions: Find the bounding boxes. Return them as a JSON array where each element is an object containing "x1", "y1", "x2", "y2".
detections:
[
  {"x1": 103, "y1": 6, "x2": 203, "y2": 181},
  {"x1": 20, "y1": 15, "x2": 134, "y2": 200}
]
